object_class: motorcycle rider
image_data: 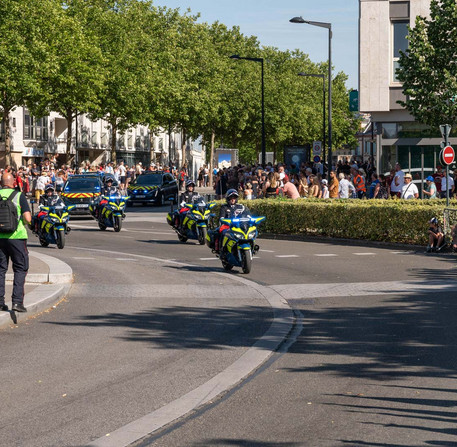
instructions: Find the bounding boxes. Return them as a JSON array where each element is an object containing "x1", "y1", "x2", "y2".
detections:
[
  {"x1": 214, "y1": 188, "x2": 250, "y2": 252},
  {"x1": 33, "y1": 184, "x2": 64, "y2": 233},
  {"x1": 95, "y1": 177, "x2": 119, "y2": 219},
  {"x1": 175, "y1": 180, "x2": 202, "y2": 230}
]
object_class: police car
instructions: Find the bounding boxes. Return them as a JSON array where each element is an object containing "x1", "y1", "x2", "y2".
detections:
[
  {"x1": 127, "y1": 171, "x2": 178, "y2": 206},
  {"x1": 61, "y1": 175, "x2": 103, "y2": 214}
]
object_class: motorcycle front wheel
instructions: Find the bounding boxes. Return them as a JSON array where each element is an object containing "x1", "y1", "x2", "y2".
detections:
[
  {"x1": 56, "y1": 231, "x2": 65, "y2": 249},
  {"x1": 114, "y1": 216, "x2": 122, "y2": 232},
  {"x1": 240, "y1": 250, "x2": 252, "y2": 274},
  {"x1": 197, "y1": 227, "x2": 207, "y2": 245}
]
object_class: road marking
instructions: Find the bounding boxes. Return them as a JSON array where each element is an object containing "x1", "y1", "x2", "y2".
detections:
[
  {"x1": 275, "y1": 255, "x2": 300, "y2": 258},
  {"x1": 68, "y1": 245, "x2": 293, "y2": 447},
  {"x1": 261, "y1": 249, "x2": 275, "y2": 253},
  {"x1": 353, "y1": 252, "x2": 376, "y2": 256},
  {"x1": 314, "y1": 254, "x2": 338, "y2": 257},
  {"x1": 199, "y1": 257, "x2": 218, "y2": 261}
]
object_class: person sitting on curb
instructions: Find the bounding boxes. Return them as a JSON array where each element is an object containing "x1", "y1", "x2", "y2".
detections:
[{"x1": 427, "y1": 217, "x2": 445, "y2": 253}]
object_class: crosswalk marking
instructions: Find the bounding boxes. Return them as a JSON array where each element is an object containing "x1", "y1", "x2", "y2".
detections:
[
  {"x1": 353, "y1": 252, "x2": 376, "y2": 256},
  {"x1": 199, "y1": 257, "x2": 219, "y2": 261},
  {"x1": 261, "y1": 249, "x2": 275, "y2": 253},
  {"x1": 314, "y1": 254, "x2": 338, "y2": 257}
]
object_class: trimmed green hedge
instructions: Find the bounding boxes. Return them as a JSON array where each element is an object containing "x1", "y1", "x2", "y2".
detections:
[{"x1": 212, "y1": 199, "x2": 455, "y2": 244}]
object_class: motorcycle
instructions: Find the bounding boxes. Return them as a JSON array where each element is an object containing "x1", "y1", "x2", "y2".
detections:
[
  {"x1": 33, "y1": 204, "x2": 75, "y2": 249},
  {"x1": 167, "y1": 198, "x2": 216, "y2": 244},
  {"x1": 89, "y1": 195, "x2": 128, "y2": 232},
  {"x1": 207, "y1": 215, "x2": 266, "y2": 274}
]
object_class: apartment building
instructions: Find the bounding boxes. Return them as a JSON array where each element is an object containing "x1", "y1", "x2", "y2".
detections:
[
  {"x1": 0, "y1": 108, "x2": 205, "y2": 177},
  {"x1": 359, "y1": 0, "x2": 457, "y2": 185}
]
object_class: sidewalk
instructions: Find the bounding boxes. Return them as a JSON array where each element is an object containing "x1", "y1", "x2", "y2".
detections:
[{"x1": 0, "y1": 250, "x2": 73, "y2": 329}]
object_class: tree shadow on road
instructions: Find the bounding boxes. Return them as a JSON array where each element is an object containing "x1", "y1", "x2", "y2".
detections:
[
  {"x1": 282, "y1": 280, "x2": 457, "y2": 445},
  {"x1": 46, "y1": 304, "x2": 273, "y2": 351}
]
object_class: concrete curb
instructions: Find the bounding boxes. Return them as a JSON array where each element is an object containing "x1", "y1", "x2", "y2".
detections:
[{"x1": 0, "y1": 251, "x2": 73, "y2": 330}]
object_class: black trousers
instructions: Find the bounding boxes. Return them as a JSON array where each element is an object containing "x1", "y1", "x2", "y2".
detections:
[{"x1": 0, "y1": 239, "x2": 29, "y2": 305}]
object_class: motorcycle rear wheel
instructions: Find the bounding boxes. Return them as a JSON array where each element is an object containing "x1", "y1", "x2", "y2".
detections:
[
  {"x1": 240, "y1": 250, "x2": 252, "y2": 274},
  {"x1": 39, "y1": 236, "x2": 49, "y2": 247},
  {"x1": 56, "y1": 231, "x2": 65, "y2": 249},
  {"x1": 98, "y1": 221, "x2": 107, "y2": 231},
  {"x1": 178, "y1": 234, "x2": 188, "y2": 243},
  {"x1": 114, "y1": 216, "x2": 122, "y2": 232},
  {"x1": 221, "y1": 258, "x2": 233, "y2": 271}
]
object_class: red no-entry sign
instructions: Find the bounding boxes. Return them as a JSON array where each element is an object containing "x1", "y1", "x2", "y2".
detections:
[{"x1": 442, "y1": 145, "x2": 455, "y2": 165}]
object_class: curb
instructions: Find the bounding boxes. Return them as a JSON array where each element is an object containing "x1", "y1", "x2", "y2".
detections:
[{"x1": 0, "y1": 251, "x2": 73, "y2": 330}]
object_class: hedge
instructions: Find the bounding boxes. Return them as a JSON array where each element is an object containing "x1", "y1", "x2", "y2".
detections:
[{"x1": 211, "y1": 198, "x2": 456, "y2": 245}]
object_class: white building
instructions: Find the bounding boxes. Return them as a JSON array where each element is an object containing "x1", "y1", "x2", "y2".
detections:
[{"x1": 359, "y1": 0, "x2": 456, "y2": 185}]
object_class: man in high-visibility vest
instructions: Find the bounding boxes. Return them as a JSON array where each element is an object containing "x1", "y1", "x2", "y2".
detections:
[
  {"x1": 0, "y1": 173, "x2": 32, "y2": 313},
  {"x1": 351, "y1": 167, "x2": 367, "y2": 199}
]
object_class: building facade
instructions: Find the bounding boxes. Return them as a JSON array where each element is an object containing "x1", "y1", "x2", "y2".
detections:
[
  {"x1": 359, "y1": 0, "x2": 456, "y2": 191},
  {"x1": 0, "y1": 108, "x2": 206, "y2": 178}
]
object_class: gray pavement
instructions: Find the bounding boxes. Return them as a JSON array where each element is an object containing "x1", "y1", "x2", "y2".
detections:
[{"x1": 1, "y1": 205, "x2": 457, "y2": 446}]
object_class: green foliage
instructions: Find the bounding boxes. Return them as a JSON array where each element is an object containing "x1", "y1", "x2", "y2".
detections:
[
  {"x1": 397, "y1": 0, "x2": 457, "y2": 127},
  {"x1": 212, "y1": 199, "x2": 448, "y2": 245}
]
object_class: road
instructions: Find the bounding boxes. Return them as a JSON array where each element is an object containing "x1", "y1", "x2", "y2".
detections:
[{"x1": 1, "y1": 204, "x2": 456, "y2": 447}]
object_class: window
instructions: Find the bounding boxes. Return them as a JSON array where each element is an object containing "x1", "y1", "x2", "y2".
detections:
[
  {"x1": 23, "y1": 110, "x2": 48, "y2": 141},
  {"x1": 91, "y1": 131, "x2": 97, "y2": 146},
  {"x1": 101, "y1": 132, "x2": 107, "y2": 147},
  {"x1": 392, "y1": 21, "x2": 409, "y2": 83},
  {"x1": 127, "y1": 133, "x2": 133, "y2": 149}
]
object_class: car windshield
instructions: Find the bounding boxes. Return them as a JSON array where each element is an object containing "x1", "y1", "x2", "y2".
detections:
[
  {"x1": 65, "y1": 180, "x2": 100, "y2": 192},
  {"x1": 135, "y1": 174, "x2": 162, "y2": 186}
]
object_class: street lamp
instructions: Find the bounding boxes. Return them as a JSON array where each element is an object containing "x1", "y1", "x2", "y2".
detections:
[
  {"x1": 230, "y1": 54, "x2": 266, "y2": 167},
  {"x1": 290, "y1": 16, "x2": 332, "y2": 178},
  {"x1": 298, "y1": 72, "x2": 326, "y2": 172}
]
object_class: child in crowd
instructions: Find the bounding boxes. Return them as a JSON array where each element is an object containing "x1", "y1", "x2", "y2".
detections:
[
  {"x1": 244, "y1": 182, "x2": 253, "y2": 200},
  {"x1": 427, "y1": 217, "x2": 445, "y2": 253}
]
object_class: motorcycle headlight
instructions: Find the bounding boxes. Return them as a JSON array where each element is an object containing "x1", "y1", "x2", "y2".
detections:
[
  {"x1": 248, "y1": 231, "x2": 256, "y2": 239},
  {"x1": 233, "y1": 232, "x2": 243, "y2": 239},
  {"x1": 51, "y1": 217, "x2": 60, "y2": 223}
]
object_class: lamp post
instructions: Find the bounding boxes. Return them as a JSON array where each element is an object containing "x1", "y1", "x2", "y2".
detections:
[
  {"x1": 230, "y1": 54, "x2": 266, "y2": 167},
  {"x1": 298, "y1": 72, "x2": 325, "y2": 172},
  {"x1": 290, "y1": 16, "x2": 332, "y2": 178}
]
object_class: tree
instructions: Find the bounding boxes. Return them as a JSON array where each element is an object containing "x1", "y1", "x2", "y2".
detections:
[
  {"x1": 0, "y1": 0, "x2": 57, "y2": 166},
  {"x1": 397, "y1": 0, "x2": 457, "y2": 127},
  {"x1": 33, "y1": 0, "x2": 106, "y2": 162}
]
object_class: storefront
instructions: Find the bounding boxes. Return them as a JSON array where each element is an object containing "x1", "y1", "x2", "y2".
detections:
[
  {"x1": 116, "y1": 151, "x2": 150, "y2": 167},
  {"x1": 22, "y1": 147, "x2": 45, "y2": 167}
]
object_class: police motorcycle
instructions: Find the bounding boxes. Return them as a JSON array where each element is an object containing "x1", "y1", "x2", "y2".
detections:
[
  {"x1": 206, "y1": 189, "x2": 265, "y2": 274},
  {"x1": 167, "y1": 196, "x2": 216, "y2": 244},
  {"x1": 89, "y1": 192, "x2": 128, "y2": 232},
  {"x1": 31, "y1": 196, "x2": 75, "y2": 249}
]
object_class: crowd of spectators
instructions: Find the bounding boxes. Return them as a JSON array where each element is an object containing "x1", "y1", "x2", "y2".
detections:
[{"x1": 211, "y1": 158, "x2": 457, "y2": 201}]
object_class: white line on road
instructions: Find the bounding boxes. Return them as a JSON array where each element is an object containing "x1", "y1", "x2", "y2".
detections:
[
  {"x1": 275, "y1": 255, "x2": 300, "y2": 258},
  {"x1": 314, "y1": 254, "x2": 338, "y2": 257},
  {"x1": 353, "y1": 252, "x2": 376, "y2": 256},
  {"x1": 199, "y1": 257, "x2": 218, "y2": 261},
  {"x1": 261, "y1": 249, "x2": 275, "y2": 253}
]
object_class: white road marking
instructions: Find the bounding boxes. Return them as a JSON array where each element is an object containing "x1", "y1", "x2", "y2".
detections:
[
  {"x1": 199, "y1": 257, "x2": 219, "y2": 261},
  {"x1": 261, "y1": 249, "x2": 275, "y2": 253},
  {"x1": 275, "y1": 255, "x2": 300, "y2": 258},
  {"x1": 353, "y1": 252, "x2": 376, "y2": 256},
  {"x1": 314, "y1": 254, "x2": 338, "y2": 257}
]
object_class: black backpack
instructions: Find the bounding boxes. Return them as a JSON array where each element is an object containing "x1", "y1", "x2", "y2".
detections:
[{"x1": 0, "y1": 190, "x2": 20, "y2": 233}]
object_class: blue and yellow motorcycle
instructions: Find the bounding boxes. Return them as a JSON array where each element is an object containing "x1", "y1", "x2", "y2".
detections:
[
  {"x1": 35, "y1": 204, "x2": 75, "y2": 249},
  {"x1": 208, "y1": 215, "x2": 266, "y2": 274},
  {"x1": 167, "y1": 198, "x2": 216, "y2": 244},
  {"x1": 90, "y1": 195, "x2": 128, "y2": 232}
]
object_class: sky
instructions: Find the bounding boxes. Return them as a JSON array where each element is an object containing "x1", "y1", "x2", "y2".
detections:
[{"x1": 153, "y1": 0, "x2": 359, "y2": 90}]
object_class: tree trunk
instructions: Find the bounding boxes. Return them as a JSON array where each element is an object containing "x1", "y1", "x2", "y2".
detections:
[
  {"x1": 209, "y1": 130, "x2": 215, "y2": 186},
  {"x1": 181, "y1": 128, "x2": 186, "y2": 167},
  {"x1": 3, "y1": 107, "x2": 12, "y2": 167},
  {"x1": 66, "y1": 108, "x2": 73, "y2": 165},
  {"x1": 110, "y1": 119, "x2": 117, "y2": 163},
  {"x1": 168, "y1": 123, "x2": 172, "y2": 166}
]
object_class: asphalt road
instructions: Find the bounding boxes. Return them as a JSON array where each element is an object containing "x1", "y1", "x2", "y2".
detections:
[{"x1": 1, "y1": 203, "x2": 457, "y2": 447}]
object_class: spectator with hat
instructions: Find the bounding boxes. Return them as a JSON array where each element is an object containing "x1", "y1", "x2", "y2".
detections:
[
  {"x1": 427, "y1": 217, "x2": 445, "y2": 253},
  {"x1": 400, "y1": 173, "x2": 419, "y2": 199},
  {"x1": 423, "y1": 176, "x2": 437, "y2": 199}
]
